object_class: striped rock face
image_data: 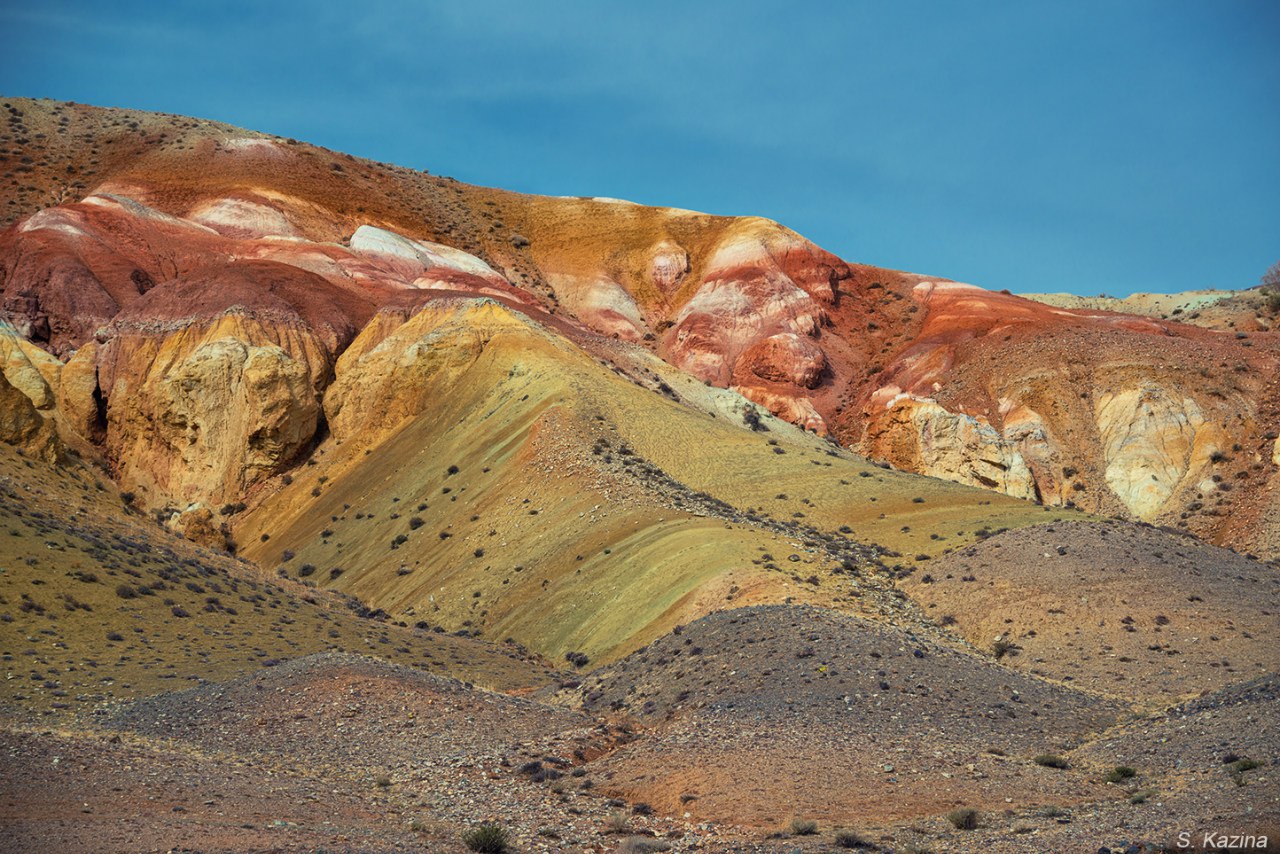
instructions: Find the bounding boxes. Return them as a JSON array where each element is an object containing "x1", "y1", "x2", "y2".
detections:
[{"x1": 0, "y1": 98, "x2": 1276, "y2": 558}]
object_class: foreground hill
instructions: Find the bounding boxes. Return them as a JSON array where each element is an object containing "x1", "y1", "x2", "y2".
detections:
[
  {"x1": 575, "y1": 605, "x2": 1124, "y2": 826},
  {"x1": 5, "y1": 633, "x2": 1273, "y2": 853},
  {"x1": 1, "y1": 97, "x2": 1276, "y2": 558}
]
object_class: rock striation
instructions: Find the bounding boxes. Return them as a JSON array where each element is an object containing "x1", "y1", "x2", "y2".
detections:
[{"x1": 0, "y1": 97, "x2": 1275, "y2": 556}]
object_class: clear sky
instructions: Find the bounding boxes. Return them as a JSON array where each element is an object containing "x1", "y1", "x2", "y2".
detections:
[{"x1": 1, "y1": 1, "x2": 1276, "y2": 296}]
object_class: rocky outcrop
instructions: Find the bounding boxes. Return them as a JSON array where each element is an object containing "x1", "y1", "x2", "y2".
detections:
[
  {"x1": 648, "y1": 240, "x2": 689, "y2": 294},
  {"x1": 326, "y1": 299, "x2": 557, "y2": 444},
  {"x1": 0, "y1": 320, "x2": 60, "y2": 459},
  {"x1": 736, "y1": 332, "x2": 826, "y2": 388},
  {"x1": 548, "y1": 273, "x2": 647, "y2": 341},
  {"x1": 666, "y1": 221, "x2": 842, "y2": 386},
  {"x1": 0, "y1": 97, "x2": 1274, "y2": 556},
  {"x1": 733, "y1": 385, "x2": 827, "y2": 434},
  {"x1": 861, "y1": 394, "x2": 1041, "y2": 501},
  {"x1": 97, "y1": 314, "x2": 324, "y2": 510},
  {"x1": 188, "y1": 193, "x2": 303, "y2": 239},
  {"x1": 54, "y1": 342, "x2": 103, "y2": 447},
  {"x1": 1094, "y1": 384, "x2": 1227, "y2": 520},
  {"x1": 347, "y1": 225, "x2": 516, "y2": 295}
]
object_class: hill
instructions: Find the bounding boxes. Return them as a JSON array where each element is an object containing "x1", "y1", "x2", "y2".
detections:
[
  {"x1": 1, "y1": 97, "x2": 1276, "y2": 557},
  {"x1": 0, "y1": 97, "x2": 1276, "y2": 853}
]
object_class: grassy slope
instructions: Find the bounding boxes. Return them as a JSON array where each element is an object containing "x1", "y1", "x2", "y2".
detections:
[
  {"x1": 236, "y1": 299, "x2": 1079, "y2": 665},
  {"x1": 0, "y1": 445, "x2": 558, "y2": 720}
]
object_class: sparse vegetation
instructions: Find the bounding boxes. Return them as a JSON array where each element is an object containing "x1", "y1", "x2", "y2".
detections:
[
  {"x1": 1228, "y1": 758, "x2": 1263, "y2": 774},
  {"x1": 790, "y1": 818, "x2": 818, "y2": 835},
  {"x1": 834, "y1": 829, "x2": 871, "y2": 848},
  {"x1": 1105, "y1": 765, "x2": 1137, "y2": 783},
  {"x1": 1034, "y1": 754, "x2": 1069, "y2": 769},
  {"x1": 1261, "y1": 262, "x2": 1280, "y2": 311},
  {"x1": 2, "y1": 99, "x2": 1272, "y2": 853},
  {"x1": 461, "y1": 822, "x2": 510, "y2": 853},
  {"x1": 991, "y1": 636, "x2": 1020, "y2": 660},
  {"x1": 603, "y1": 811, "x2": 630, "y2": 834}
]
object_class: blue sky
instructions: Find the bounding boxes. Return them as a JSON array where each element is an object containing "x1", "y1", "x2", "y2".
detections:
[{"x1": 1, "y1": 1, "x2": 1276, "y2": 296}]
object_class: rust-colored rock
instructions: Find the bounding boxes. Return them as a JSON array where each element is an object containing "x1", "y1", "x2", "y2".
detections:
[{"x1": 0, "y1": 97, "x2": 1274, "y2": 556}]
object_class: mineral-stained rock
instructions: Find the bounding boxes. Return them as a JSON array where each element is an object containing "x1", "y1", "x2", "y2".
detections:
[
  {"x1": 861, "y1": 395, "x2": 1040, "y2": 501},
  {"x1": 326, "y1": 299, "x2": 551, "y2": 444},
  {"x1": 0, "y1": 97, "x2": 1275, "y2": 557},
  {"x1": 736, "y1": 332, "x2": 827, "y2": 388},
  {"x1": 168, "y1": 503, "x2": 233, "y2": 551},
  {"x1": 0, "y1": 320, "x2": 61, "y2": 460},
  {"x1": 548, "y1": 273, "x2": 647, "y2": 341},
  {"x1": 733, "y1": 384, "x2": 828, "y2": 435},
  {"x1": 648, "y1": 240, "x2": 689, "y2": 293},
  {"x1": 0, "y1": 366, "x2": 57, "y2": 459},
  {"x1": 0, "y1": 320, "x2": 60, "y2": 410},
  {"x1": 666, "y1": 221, "x2": 841, "y2": 386},
  {"x1": 54, "y1": 342, "x2": 102, "y2": 446},
  {"x1": 98, "y1": 314, "x2": 323, "y2": 510},
  {"x1": 1094, "y1": 384, "x2": 1228, "y2": 520}
]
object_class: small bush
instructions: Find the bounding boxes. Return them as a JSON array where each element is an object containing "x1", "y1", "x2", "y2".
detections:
[
  {"x1": 834, "y1": 829, "x2": 870, "y2": 848},
  {"x1": 604, "y1": 812, "x2": 630, "y2": 834},
  {"x1": 1266, "y1": 287, "x2": 1280, "y2": 313},
  {"x1": 992, "y1": 637, "x2": 1019, "y2": 660},
  {"x1": 1034, "y1": 754, "x2": 1069, "y2": 769},
  {"x1": 461, "y1": 823, "x2": 510, "y2": 853},
  {"x1": 946, "y1": 808, "x2": 979, "y2": 830},
  {"x1": 1229, "y1": 758, "x2": 1263, "y2": 774},
  {"x1": 743, "y1": 406, "x2": 768, "y2": 432},
  {"x1": 790, "y1": 818, "x2": 818, "y2": 836},
  {"x1": 408, "y1": 516, "x2": 424, "y2": 530},
  {"x1": 1105, "y1": 766, "x2": 1137, "y2": 783}
]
